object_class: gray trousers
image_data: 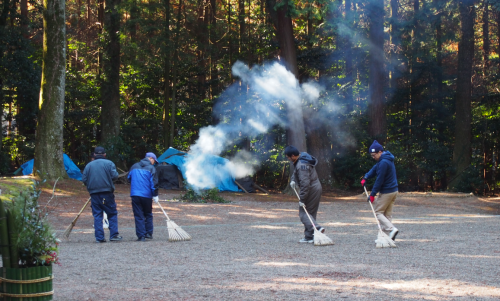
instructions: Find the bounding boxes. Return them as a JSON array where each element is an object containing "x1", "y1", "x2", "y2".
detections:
[{"x1": 298, "y1": 186, "x2": 322, "y2": 240}]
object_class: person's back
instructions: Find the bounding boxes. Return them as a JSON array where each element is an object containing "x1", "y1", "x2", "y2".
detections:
[
  {"x1": 128, "y1": 158, "x2": 156, "y2": 198},
  {"x1": 82, "y1": 156, "x2": 118, "y2": 194},
  {"x1": 82, "y1": 146, "x2": 122, "y2": 243}
]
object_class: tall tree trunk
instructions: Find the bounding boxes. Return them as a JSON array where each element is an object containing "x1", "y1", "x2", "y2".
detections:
[
  {"x1": 434, "y1": 0, "x2": 446, "y2": 189},
  {"x1": 34, "y1": 0, "x2": 66, "y2": 179},
  {"x1": 100, "y1": 0, "x2": 121, "y2": 143},
  {"x1": 483, "y1": 1, "x2": 490, "y2": 73},
  {"x1": 266, "y1": 0, "x2": 305, "y2": 150},
  {"x1": 450, "y1": 0, "x2": 475, "y2": 189},
  {"x1": 389, "y1": 0, "x2": 399, "y2": 92},
  {"x1": 163, "y1": 0, "x2": 171, "y2": 148},
  {"x1": 345, "y1": 0, "x2": 353, "y2": 112},
  {"x1": 169, "y1": 0, "x2": 183, "y2": 146},
  {"x1": 368, "y1": 0, "x2": 385, "y2": 139}
]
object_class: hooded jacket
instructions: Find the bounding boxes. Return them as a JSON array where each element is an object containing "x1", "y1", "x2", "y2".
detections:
[
  {"x1": 128, "y1": 158, "x2": 159, "y2": 198},
  {"x1": 292, "y1": 152, "x2": 322, "y2": 203},
  {"x1": 82, "y1": 156, "x2": 119, "y2": 194},
  {"x1": 364, "y1": 151, "x2": 398, "y2": 196}
]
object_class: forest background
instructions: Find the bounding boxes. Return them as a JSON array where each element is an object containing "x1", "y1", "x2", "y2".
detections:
[{"x1": 0, "y1": 0, "x2": 498, "y2": 194}]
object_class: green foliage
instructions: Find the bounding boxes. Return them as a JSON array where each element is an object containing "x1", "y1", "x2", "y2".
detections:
[
  {"x1": 7, "y1": 180, "x2": 59, "y2": 267},
  {"x1": 180, "y1": 187, "x2": 230, "y2": 203}
]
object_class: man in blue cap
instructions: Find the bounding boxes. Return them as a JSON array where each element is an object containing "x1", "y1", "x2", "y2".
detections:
[
  {"x1": 82, "y1": 146, "x2": 122, "y2": 243},
  {"x1": 128, "y1": 152, "x2": 159, "y2": 241},
  {"x1": 361, "y1": 140, "x2": 399, "y2": 240}
]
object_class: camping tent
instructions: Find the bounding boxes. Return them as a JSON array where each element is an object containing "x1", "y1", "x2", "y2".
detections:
[
  {"x1": 157, "y1": 147, "x2": 243, "y2": 192},
  {"x1": 19, "y1": 154, "x2": 83, "y2": 181}
]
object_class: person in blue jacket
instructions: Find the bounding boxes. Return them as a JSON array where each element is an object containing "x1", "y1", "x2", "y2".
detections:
[
  {"x1": 128, "y1": 152, "x2": 159, "y2": 241},
  {"x1": 82, "y1": 146, "x2": 122, "y2": 243},
  {"x1": 361, "y1": 140, "x2": 399, "y2": 241}
]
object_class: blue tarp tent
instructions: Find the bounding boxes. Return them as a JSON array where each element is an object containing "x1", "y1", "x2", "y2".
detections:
[
  {"x1": 20, "y1": 154, "x2": 83, "y2": 181},
  {"x1": 157, "y1": 147, "x2": 241, "y2": 192}
]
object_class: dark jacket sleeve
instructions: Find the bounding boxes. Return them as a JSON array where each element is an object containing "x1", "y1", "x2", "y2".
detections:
[
  {"x1": 296, "y1": 164, "x2": 311, "y2": 202},
  {"x1": 364, "y1": 164, "x2": 377, "y2": 180},
  {"x1": 82, "y1": 165, "x2": 89, "y2": 186},
  {"x1": 370, "y1": 161, "x2": 388, "y2": 196},
  {"x1": 150, "y1": 166, "x2": 159, "y2": 197},
  {"x1": 109, "y1": 163, "x2": 119, "y2": 180}
]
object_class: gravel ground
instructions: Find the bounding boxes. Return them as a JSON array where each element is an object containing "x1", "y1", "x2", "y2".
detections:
[{"x1": 44, "y1": 184, "x2": 500, "y2": 301}]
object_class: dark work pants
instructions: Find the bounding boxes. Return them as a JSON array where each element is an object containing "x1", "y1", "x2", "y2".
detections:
[
  {"x1": 131, "y1": 196, "x2": 154, "y2": 239},
  {"x1": 298, "y1": 185, "x2": 322, "y2": 240},
  {"x1": 90, "y1": 192, "x2": 119, "y2": 241}
]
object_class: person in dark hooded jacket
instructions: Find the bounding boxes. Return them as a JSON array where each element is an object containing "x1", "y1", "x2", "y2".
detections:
[
  {"x1": 285, "y1": 145, "x2": 325, "y2": 244},
  {"x1": 128, "y1": 152, "x2": 159, "y2": 241},
  {"x1": 361, "y1": 140, "x2": 399, "y2": 241}
]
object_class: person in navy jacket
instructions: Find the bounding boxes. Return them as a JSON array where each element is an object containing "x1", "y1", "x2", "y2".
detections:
[
  {"x1": 82, "y1": 146, "x2": 122, "y2": 243},
  {"x1": 361, "y1": 140, "x2": 399, "y2": 241},
  {"x1": 128, "y1": 152, "x2": 159, "y2": 241}
]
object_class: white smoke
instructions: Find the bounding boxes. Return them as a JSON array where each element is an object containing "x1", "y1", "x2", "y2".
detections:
[{"x1": 184, "y1": 61, "x2": 324, "y2": 191}]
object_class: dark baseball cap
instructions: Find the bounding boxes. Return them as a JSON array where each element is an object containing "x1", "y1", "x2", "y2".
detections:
[{"x1": 94, "y1": 146, "x2": 106, "y2": 154}]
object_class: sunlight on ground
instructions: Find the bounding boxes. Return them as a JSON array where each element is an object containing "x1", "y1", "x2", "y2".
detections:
[
  {"x1": 428, "y1": 214, "x2": 496, "y2": 218},
  {"x1": 228, "y1": 211, "x2": 282, "y2": 219},
  {"x1": 449, "y1": 254, "x2": 500, "y2": 259},
  {"x1": 222, "y1": 277, "x2": 500, "y2": 299},
  {"x1": 255, "y1": 261, "x2": 314, "y2": 267},
  {"x1": 250, "y1": 225, "x2": 290, "y2": 230},
  {"x1": 184, "y1": 214, "x2": 223, "y2": 221}
]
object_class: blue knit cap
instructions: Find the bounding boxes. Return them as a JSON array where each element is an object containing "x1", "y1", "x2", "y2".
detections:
[{"x1": 369, "y1": 140, "x2": 384, "y2": 153}]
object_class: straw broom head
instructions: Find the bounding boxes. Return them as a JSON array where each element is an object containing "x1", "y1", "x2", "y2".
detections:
[
  {"x1": 166, "y1": 220, "x2": 191, "y2": 242},
  {"x1": 313, "y1": 228, "x2": 334, "y2": 246},
  {"x1": 375, "y1": 230, "x2": 397, "y2": 248}
]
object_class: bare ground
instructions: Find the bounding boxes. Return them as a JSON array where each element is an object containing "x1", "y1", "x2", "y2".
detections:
[{"x1": 22, "y1": 179, "x2": 500, "y2": 300}]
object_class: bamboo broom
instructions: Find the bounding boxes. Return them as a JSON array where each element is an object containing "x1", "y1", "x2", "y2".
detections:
[
  {"x1": 63, "y1": 197, "x2": 91, "y2": 239},
  {"x1": 156, "y1": 201, "x2": 191, "y2": 242},
  {"x1": 364, "y1": 186, "x2": 396, "y2": 248},
  {"x1": 292, "y1": 186, "x2": 334, "y2": 246}
]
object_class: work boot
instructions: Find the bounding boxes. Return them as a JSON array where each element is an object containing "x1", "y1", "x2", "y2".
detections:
[
  {"x1": 109, "y1": 235, "x2": 123, "y2": 242},
  {"x1": 95, "y1": 239, "x2": 106, "y2": 243},
  {"x1": 145, "y1": 233, "x2": 153, "y2": 240},
  {"x1": 317, "y1": 227, "x2": 325, "y2": 234},
  {"x1": 137, "y1": 237, "x2": 146, "y2": 242}
]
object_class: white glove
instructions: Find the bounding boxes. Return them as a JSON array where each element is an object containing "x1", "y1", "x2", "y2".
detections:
[
  {"x1": 298, "y1": 201, "x2": 305, "y2": 207},
  {"x1": 153, "y1": 196, "x2": 159, "y2": 203},
  {"x1": 290, "y1": 181, "x2": 296, "y2": 189}
]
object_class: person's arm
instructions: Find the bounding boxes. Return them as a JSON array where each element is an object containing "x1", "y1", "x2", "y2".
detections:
[
  {"x1": 150, "y1": 167, "x2": 159, "y2": 197},
  {"x1": 297, "y1": 164, "x2": 311, "y2": 202},
  {"x1": 364, "y1": 164, "x2": 377, "y2": 180},
  {"x1": 110, "y1": 162, "x2": 119, "y2": 180},
  {"x1": 371, "y1": 161, "x2": 388, "y2": 196},
  {"x1": 82, "y1": 165, "x2": 89, "y2": 186}
]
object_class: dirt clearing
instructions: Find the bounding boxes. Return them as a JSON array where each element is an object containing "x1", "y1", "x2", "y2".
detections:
[{"x1": 4, "y1": 178, "x2": 500, "y2": 300}]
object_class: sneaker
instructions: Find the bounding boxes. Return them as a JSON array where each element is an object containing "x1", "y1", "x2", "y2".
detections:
[
  {"x1": 299, "y1": 238, "x2": 314, "y2": 244},
  {"x1": 96, "y1": 239, "x2": 106, "y2": 243},
  {"x1": 389, "y1": 228, "x2": 399, "y2": 241},
  {"x1": 145, "y1": 233, "x2": 153, "y2": 240},
  {"x1": 137, "y1": 237, "x2": 146, "y2": 242},
  {"x1": 109, "y1": 235, "x2": 123, "y2": 242},
  {"x1": 317, "y1": 227, "x2": 325, "y2": 234}
]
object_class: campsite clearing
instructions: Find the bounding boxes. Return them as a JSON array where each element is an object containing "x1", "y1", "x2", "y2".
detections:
[{"x1": 2, "y1": 178, "x2": 500, "y2": 300}]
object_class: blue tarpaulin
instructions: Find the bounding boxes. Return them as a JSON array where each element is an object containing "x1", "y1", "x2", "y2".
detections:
[
  {"x1": 20, "y1": 154, "x2": 83, "y2": 181},
  {"x1": 157, "y1": 147, "x2": 241, "y2": 192}
]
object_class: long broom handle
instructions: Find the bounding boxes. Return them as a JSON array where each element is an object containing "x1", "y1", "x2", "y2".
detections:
[
  {"x1": 156, "y1": 200, "x2": 171, "y2": 221},
  {"x1": 292, "y1": 186, "x2": 318, "y2": 229},
  {"x1": 71, "y1": 197, "x2": 91, "y2": 226},
  {"x1": 364, "y1": 186, "x2": 383, "y2": 231}
]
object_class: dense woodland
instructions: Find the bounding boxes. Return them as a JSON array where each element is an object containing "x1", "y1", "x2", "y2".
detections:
[{"x1": 0, "y1": 0, "x2": 499, "y2": 194}]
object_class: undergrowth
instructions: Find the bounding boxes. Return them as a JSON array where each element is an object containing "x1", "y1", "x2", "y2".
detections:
[{"x1": 180, "y1": 187, "x2": 230, "y2": 203}]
